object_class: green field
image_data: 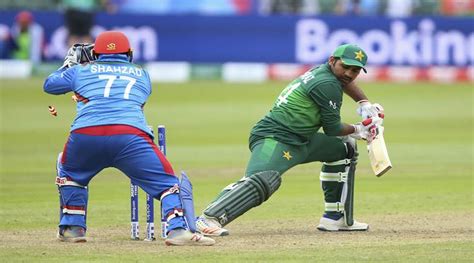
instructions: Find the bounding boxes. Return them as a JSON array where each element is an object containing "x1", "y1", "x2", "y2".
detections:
[{"x1": 0, "y1": 78, "x2": 472, "y2": 262}]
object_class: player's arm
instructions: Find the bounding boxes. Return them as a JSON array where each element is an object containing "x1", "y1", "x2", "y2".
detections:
[
  {"x1": 43, "y1": 67, "x2": 76, "y2": 95},
  {"x1": 144, "y1": 69, "x2": 152, "y2": 96},
  {"x1": 343, "y1": 81, "x2": 368, "y2": 102},
  {"x1": 310, "y1": 82, "x2": 379, "y2": 139},
  {"x1": 44, "y1": 43, "x2": 96, "y2": 95},
  {"x1": 309, "y1": 82, "x2": 345, "y2": 136},
  {"x1": 344, "y1": 81, "x2": 384, "y2": 119},
  {"x1": 139, "y1": 69, "x2": 153, "y2": 111}
]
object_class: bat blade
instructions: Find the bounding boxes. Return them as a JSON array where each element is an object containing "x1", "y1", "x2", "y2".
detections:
[{"x1": 367, "y1": 126, "x2": 392, "y2": 177}]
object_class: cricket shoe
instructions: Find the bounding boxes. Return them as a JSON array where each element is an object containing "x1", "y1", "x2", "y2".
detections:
[
  {"x1": 164, "y1": 229, "x2": 215, "y2": 246},
  {"x1": 196, "y1": 215, "x2": 229, "y2": 236},
  {"x1": 316, "y1": 217, "x2": 369, "y2": 232},
  {"x1": 57, "y1": 226, "x2": 87, "y2": 243}
]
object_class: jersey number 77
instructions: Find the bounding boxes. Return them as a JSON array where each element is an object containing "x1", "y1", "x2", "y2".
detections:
[{"x1": 98, "y1": 75, "x2": 137, "y2": 99}]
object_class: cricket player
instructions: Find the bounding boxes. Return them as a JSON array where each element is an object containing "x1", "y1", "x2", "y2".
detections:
[
  {"x1": 43, "y1": 31, "x2": 214, "y2": 246},
  {"x1": 196, "y1": 44, "x2": 383, "y2": 236}
]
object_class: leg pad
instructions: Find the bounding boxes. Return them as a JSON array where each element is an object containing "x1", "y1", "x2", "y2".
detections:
[
  {"x1": 204, "y1": 171, "x2": 281, "y2": 226},
  {"x1": 321, "y1": 138, "x2": 358, "y2": 226}
]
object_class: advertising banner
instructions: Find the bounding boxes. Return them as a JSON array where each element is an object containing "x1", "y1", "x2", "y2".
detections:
[{"x1": 0, "y1": 11, "x2": 472, "y2": 66}]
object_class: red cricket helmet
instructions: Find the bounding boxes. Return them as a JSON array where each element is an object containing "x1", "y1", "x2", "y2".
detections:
[{"x1": 93, "y1": 31, "x2": 133, "y2": 60}]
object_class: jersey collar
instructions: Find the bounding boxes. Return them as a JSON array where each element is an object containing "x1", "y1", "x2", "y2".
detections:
[{"x1": 97, "y1": 54, "x2": 129, "y2": 62}]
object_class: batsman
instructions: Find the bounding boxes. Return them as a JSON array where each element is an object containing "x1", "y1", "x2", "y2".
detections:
[{"x1": 197, "y1": 44, "x2": 384, "y2": 236}]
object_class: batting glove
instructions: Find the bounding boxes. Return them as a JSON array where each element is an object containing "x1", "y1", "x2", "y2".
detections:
[
  {"x1": 357, "y1": 100, "x2": 385, "y2": 120},
  {"x1": 351, "y1": 116, "x2": 383, "y2": 141}
]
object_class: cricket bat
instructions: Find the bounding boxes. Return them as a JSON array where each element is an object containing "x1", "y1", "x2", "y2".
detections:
[{"x1": 367, "y1": 125, "x2": 392, "y2": 177}]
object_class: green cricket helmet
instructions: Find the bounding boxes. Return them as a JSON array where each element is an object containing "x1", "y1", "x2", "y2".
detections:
[{"x1": 332, "y1": 44, "x2": 368, "y2": 73}]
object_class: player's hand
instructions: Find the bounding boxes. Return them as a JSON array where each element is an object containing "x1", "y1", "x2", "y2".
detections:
[
  {"x1": 59, "y1": 45, "x2": 80, "y2": 69},
  {"x1": 78, "y1": 43, "x2": 95, "y2": 63},
  {"x1": 351, "y1": 116, "x2": 383, "y2": 141},
  {"x1": 350, "y1": 123, "x2": 367, "y2": 140},
  {"x1": 59, "y1": 43, "x2": 95, "y2": 70},
  {"x1": 357, "y1": 100, "x2": 384, "y2": 120}
]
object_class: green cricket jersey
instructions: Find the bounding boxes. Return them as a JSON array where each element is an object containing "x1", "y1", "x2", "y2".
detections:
[{"x1": 251, "y1": 63, "x2": 344, "y2": 146}]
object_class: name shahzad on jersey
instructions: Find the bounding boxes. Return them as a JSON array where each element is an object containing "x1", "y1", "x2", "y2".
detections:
[{"x1": 90, "y1": 64, "x2": 143, "y2": 76}]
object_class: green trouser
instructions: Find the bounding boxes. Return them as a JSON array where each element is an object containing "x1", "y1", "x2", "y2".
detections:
[
  {"x1": 245, "y1": 133, "x2": 346, "y2": 176},
  {"x1": 204, "y1": 133, "x2": 348, "y2": 226}
]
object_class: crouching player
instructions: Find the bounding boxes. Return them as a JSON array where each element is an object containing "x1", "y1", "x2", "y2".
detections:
[
  {"x1": 196, "y1": 44, "x2": 384, "y2": 236},
  {"x1": 44, "y1": 31, "x2": 214, "y2": 246}
]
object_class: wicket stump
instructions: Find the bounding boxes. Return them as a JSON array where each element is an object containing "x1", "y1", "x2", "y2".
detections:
[{"x1": 130, "y1": 125, "x2": 166, "y2": 241}]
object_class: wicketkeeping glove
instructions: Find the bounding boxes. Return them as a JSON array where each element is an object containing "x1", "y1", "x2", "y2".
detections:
[
  {"x1": 357, "y1": 100, "x2": 384, "y2": 120},
  {"x1": 351, "y1": 116, "x2": 383, "y2": 141},
  {"x1": 59, "y1": 43, "x2": 95, "y2": 70},
  {"x1": 59, "y1": 46, "x2": 78, "y2": 69}
]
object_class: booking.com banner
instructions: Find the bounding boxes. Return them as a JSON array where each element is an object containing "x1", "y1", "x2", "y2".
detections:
[{"x1": 0, "y1": 11, "x2": 472, "y2": 66}]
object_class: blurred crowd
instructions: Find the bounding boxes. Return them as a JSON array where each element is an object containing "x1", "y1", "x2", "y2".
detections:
[
  {"x1": 0, "y1": 11, "x2": 43, "y2": 62},
  {"x1": 0, "y1": 0, "x2": 473, "y2": 16},
  {"x1": 0, "y1": 0, "x2": 472, "y2": 62}
]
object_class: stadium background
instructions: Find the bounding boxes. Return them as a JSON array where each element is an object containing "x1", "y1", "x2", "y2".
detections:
[
  {"x1": 0, "y1": 0, "x2": 472, "y2": 82},
  {"x1": 0, "y1": 1, "x2": 473, "y2": 262}
]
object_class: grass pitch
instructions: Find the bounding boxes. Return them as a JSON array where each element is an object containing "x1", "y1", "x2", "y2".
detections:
[{"x1": 0, "y1": 78, "x2": 472, "y2": 262}]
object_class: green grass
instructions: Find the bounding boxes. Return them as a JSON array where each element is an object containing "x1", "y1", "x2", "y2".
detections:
[{"x1": 0, "y1": 79, "x2": 473, "y2": 262}]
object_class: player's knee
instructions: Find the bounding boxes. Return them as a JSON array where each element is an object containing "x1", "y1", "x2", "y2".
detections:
[
  {"x1": 345, "y1": 142, "x2": 355, "y2": 159},
  {"x1": 203, "y1": 170, "x2": 281, "y2": 226},
  {"x1": 159, "y1": 184, "x2": 180, "y2": 201},
  {"x1": 342, "y1": 136, "x2": 357, "y2": 159},
  {"x1": 249, "y1": 170, "x2": 281, "y2": 202},
  {"x1": 57, "y1": 185, "x2": 88, "y2": 216},
  {"x1": 56, "y1": 172, "x2": 88, "y2": 214}
]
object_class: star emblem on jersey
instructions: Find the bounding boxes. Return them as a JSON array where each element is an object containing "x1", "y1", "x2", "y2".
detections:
[
  {"x1": 354, "y1": 50, "x2": 364, "y2": 61},
  {"x1": 283, "y1": 151, "x2": 292, "y2": 160}
]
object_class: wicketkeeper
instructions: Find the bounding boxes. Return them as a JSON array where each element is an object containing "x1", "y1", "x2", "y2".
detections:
[
  {"x1": 43, "y1": 31, "x2": 214, "y2": 246},
  {"x1": 196, "y1": 44, "x2": 384, "y2": 236}
]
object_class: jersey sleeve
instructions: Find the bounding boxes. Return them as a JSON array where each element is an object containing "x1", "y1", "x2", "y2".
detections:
[
  {"x1": 43, "y1": 67, "x2": 77, "y2": 95},
  {"x1": 308, "y1": 82, "x2": 343, "y2": 136},
  {"x1": 144, "y1": 70, "x2": 152, "y2": 96}
]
